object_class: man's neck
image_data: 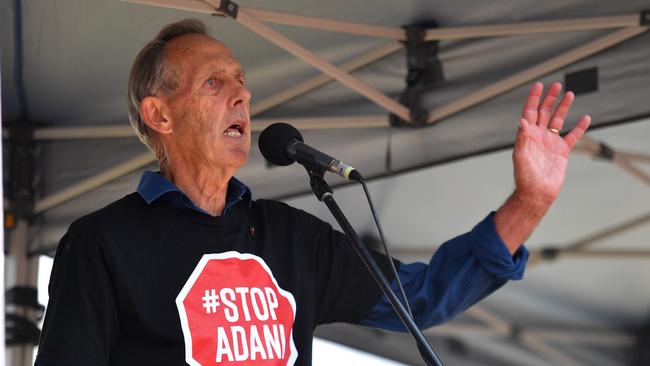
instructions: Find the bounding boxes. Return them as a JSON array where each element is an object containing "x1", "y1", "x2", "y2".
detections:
[{"x1": 162, "y1": 163, "x2": 235, "y2": 217}]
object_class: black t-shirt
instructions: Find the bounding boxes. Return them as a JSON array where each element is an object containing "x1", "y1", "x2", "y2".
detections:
[{"x1": 36, "y1": 193, "x2": 397, "y2": 366}]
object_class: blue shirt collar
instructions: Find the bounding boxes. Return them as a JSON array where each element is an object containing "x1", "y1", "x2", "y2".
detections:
[{"x1": 136, "y1": 171, "x2": 251, "y2": 215}]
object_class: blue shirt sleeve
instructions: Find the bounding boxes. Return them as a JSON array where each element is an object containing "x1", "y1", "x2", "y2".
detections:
[{"x1": 359, "y1": 212, "x2": 529, "y2": 331}]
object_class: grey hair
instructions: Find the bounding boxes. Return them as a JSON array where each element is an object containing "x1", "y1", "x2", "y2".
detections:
[{"x1": 127, "y1": 19, "x2": 208, "y2": 168}]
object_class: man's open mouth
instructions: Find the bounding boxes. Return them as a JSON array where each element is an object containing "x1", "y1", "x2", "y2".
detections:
[{"x1": 223, "y1": 123, "x2": 244, "y2": 138}]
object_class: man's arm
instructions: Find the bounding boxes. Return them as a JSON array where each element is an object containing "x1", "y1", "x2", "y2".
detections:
[
  {"x1": 360, "y1": 212, "x2": 528, "y2": 331},
  {"x1": 495, "y1": 82, "x2": 590, "y2": 254},
  {"x1": 361, "y1": 82, "x2": 590, "y2": 330}
]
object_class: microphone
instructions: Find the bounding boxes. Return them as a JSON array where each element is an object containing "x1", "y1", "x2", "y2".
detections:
[{"x1": 258, "y1": 123, "x2": 363, "y2": 182}]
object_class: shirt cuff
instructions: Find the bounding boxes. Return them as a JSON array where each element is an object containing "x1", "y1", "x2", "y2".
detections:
[{"x1": 468, "y1": 212, "x2": 529, "y2": 280}]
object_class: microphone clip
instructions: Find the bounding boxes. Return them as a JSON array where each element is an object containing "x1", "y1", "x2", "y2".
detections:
[{"x1": 306, "y1": 167, "x2": 333, "y2": 202}]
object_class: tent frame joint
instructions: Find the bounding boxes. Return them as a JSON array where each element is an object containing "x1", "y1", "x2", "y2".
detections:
[
  {"x1": 508, "y1": 323, "x2": 523, "y2": 342},
  {"x1": 391, "y1": 22, "x2": 443, "y2": 127},
  {"x1": 640, "y1": 10, "x2": 650, "y2": 26},
  {"x1": 5, "y1": 286, "x2": 44, "y2": 319},
  {"x1": 215, "y1": 0, "x2": 238, "y2": 19},
  {"x1": 596, "y1": 141, "x2": 616, "y2": 161},
  {"x1": 541, "y1": 247, "x2": 560, "y2": 260}
]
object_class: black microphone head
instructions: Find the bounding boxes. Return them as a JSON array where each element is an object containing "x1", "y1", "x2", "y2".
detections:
[{"x1": 258, "y1": 123, "x2": 304, "y2": 166}]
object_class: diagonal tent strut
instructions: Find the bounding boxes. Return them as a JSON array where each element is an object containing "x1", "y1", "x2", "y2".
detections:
[
  {"x1": 575, "y1": 135, "x2": 650, "y2": 186},
  {"x1": 250, "y1": 41, "x2": 402, "y2": 116},
  {"x1": 426, "y1": 323, "x2": 634, "y2": 346},
  {"x1": 423, "y1": 14, "x2": 640, "y2": 41},
  {"x1": 129, "y1": 0, "x2": 412, "y2": 120},
  {"x1": 246, "y1": 10, "x2": 640, "y2": 41},
  {"x1": 574, "y1": 139, "x2": 650, "y2": 165},
  {"x1": 426, "y1": 323, "x2": 634, "y2": 347},
  {"x1": 228, "y1": 5, "x2": 412, "y2": 122},
  {"x1": 561, "y1": 212, "x2": 650, "y2": 252},
  {"x1": 392, "y1": 204, "x2": 650, "y2": 261},
  {"x1": 33, "y1": 153, "x2": 156, "y2": 214},
  {"x1": 243, "y1": 7, "x2": 403, "y2": 39},
  {"x1": 393, "y1": 209, "x2": 650, "y2": 263},
  {"x1": 426, "y1": 26, "x2": 648, "y2": 124},
  {"x1": 464, "y1": 307, "x2": 586, "y2": 366}
]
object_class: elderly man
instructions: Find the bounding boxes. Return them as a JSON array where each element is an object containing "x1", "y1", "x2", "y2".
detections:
[{"x1": 35, "y1": 19, "x2": 589, "y2": 366}]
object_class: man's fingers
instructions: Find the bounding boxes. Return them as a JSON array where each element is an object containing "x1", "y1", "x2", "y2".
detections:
[
  {"x1": 548, "y1": 91, "x2": 575, "y2": 132},
  {"x1": 523, "y1": 82, "x2": 543, "y2": 124},
  {"x1": 564, "y1": 115, "x2": 591, "y2": 150},
  {"x1": 538, "y1": 82, "x2": 562, "y2": 127}
]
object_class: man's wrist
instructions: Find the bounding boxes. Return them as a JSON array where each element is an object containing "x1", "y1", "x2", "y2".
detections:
[
  {"x1": 494, "y1": 190, "x2": 552, "y2": 254},
  {"x1": 511, "y1": 188, "x2": 555, "y2": 212}
]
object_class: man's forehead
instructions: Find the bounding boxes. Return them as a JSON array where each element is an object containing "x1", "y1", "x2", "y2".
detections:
[
  {"x1": 167, "y1": 33, "x2": 231, "y2": 58},
  {"x1": 166, "y1": 33, "x2": 243, "y2": 73}
]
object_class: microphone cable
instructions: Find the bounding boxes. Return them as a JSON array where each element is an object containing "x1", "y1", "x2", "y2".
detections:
[{"x1": 358, "y1": 178, "x2": 414, "y2": 319}]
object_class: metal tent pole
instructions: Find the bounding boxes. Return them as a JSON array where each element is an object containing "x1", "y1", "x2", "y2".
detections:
[
  {"x1": 426, "y1": 26, "x2": 648, "y2": 124},
  {"x1": 231, "y1": 6, "x2": 412, "y2": 122},
  {"x1": 5, "y1": 220, "x2": 40, "y2": 366},
  {"x1": 424, "y1": 14, "x2": 640, "y2": 41},
  {"x1": 250, "y1": 42, "x2": 402, "y2": 115},
  {"x1": 33, "y1": 152, "x2": 155, "y2": 214},
  {"x1": 127, "y1": 1, "x2": 642, "y2": 40}
]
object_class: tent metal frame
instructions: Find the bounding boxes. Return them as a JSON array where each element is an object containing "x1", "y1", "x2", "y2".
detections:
[
  {"x1": 127, "y1": 0, "x2": 650, "y2": 126},
  {"x1": 395, "y1": 212, "x2": 650, "y2": 262},
  {"x1": 428, "y1": 322, "x2": 633, "y2": 347},
  {"x1": 7, "y1": 1, "x2": 649, "y2": 365},
  {"x1": 23, "y1": 2, "x2": 650, "y2": 214}
]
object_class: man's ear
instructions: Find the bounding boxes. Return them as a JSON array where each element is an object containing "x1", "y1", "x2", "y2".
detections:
[{"x1": 140, "y1": 96, "x2": 172, "y2": 135}]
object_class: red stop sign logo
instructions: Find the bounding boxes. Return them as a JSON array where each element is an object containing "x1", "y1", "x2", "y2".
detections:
[{"x1": 176, "y1": 252, "x2": 298, "y2": 365}]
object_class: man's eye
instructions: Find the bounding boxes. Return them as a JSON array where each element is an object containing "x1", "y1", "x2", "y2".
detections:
[{"x1": 206, "y1": 78, "x2": 216, "y2": 86}]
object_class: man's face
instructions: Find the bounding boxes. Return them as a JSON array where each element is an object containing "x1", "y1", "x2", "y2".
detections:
[{"x1": 162, "y1": 34, "x2": 251, "y2": 171}]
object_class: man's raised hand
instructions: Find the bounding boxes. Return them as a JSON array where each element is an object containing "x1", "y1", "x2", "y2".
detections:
[{"x1": 513, "y1": 81, "x2": 591, "y2": 205}]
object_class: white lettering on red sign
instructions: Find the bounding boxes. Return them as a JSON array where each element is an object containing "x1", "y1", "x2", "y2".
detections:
[
  {"x1": 215, "y1": 324, "x2": 286, "y2": 362},
  {"x1": 176, "y1": 252, "x2": 298, "y2": 365},
  {"x1": 201, "y1": 287, "x2": 279, "y2": 321}
]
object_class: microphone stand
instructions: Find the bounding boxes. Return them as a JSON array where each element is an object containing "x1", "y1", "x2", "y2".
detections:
[{"x1": 305, "y1": 167, "x2": 444, "y2": 366}]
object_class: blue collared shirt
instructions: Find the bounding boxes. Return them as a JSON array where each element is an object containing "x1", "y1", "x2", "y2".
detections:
[
  {"x1": 136, "y1": 171, "x2": 251, "y2": 215},
  {"x1": 361, "y1": 212, "x2": 528, "y2": 330},
  {"x1": 135, "y1": 171, "x2": 528, "y2": 331}
]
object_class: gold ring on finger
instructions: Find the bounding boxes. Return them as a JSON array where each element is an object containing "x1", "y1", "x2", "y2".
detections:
[{"x1": 549, "y1": 128, "x2": 560, "y2": 134}]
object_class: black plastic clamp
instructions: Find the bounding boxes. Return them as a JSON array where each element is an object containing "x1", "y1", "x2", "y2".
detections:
[
  {"x1": 6, "y1": 286, "x2": 45, "y2": 319},
  {"x1": 390, "y1": 21, "x2": 443, "y2": 128},
  {"x1": 218, "y1": 0, "x2": 239, "y2": 18},
  {"x1": 640, "y1": 10, "x2": 650, "y2": 26},
  {"x1": 597, "y1": 142, "x2": 616, "y2": 161},
  {"x1": 5, "y1": 314, "x2": 41, "y2": 346},
  {"x1": 541, "y1": 247, "x2": 560, "y2": 260},
  {"x1": 7, "y1": 121, "x2": 36, "y2": 220},
  {"x1": 509, "y1": 324, "x2": 522, "y2": 341}
]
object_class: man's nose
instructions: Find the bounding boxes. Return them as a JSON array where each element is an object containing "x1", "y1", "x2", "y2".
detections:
[{"x1": 230, "y1": 81, "x2": 251, "y2": 108}]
